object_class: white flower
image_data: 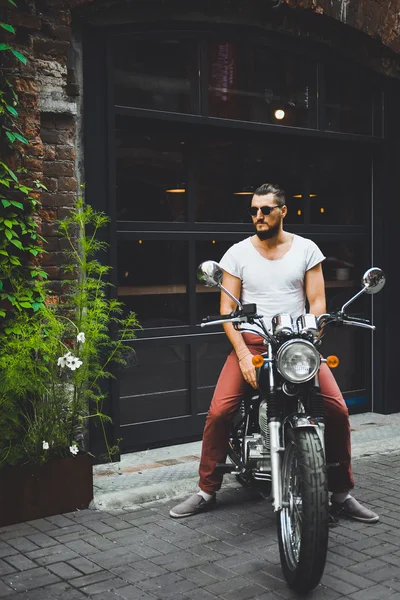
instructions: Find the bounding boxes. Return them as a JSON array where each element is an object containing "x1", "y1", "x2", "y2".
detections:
[
  {"x1": 66, "y1": 355, "x2": 83, "y2": 371},
  {"x1": 69, "y1": 444, "x2": 79, "y2": 455},
  {"x1": 77, "y1": 332, "x2": 86, "y2": 344},
  {"x1": 57, "y1": 352, "x2": 72, "y2": 368},
  {"x1": 42, "y1": 441, "x2": 49, "y2": 450},
  {"x1": 58, "y1": 352, "x2": 83, "y2": 371}
]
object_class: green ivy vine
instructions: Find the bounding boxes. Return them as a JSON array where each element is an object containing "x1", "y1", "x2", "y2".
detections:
[{"x1": 0, "y1": 0, "x2": 47, "y2": 320}]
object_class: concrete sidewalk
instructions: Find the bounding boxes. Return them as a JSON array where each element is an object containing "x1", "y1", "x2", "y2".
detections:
[{"x1": 91, "y1": 412, "x2": 400, "y2": 511}]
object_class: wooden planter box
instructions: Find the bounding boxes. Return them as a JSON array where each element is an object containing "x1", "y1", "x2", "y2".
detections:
[{"x1": 0, "y1": 455, "x2": 93, "y2": 527}]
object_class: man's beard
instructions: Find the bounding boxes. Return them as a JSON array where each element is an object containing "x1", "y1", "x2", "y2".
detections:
[{"x1": 255, "y1": 222, "x2": 280, "y2": 240}]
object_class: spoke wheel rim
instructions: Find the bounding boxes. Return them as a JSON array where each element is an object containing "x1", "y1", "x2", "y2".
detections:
[{"x1": 280, "y1": 441, "x2": 303, "y2": 571}]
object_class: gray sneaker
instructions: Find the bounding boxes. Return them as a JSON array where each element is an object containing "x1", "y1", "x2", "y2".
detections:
[
  {"x1": 169, "y1": 493, "x2": 217, "y2": 518},
  {"x1": 330, "y1": 496, "x2": 379, "y2": 523}
]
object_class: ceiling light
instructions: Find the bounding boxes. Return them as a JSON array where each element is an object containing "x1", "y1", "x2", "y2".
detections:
[
  {"x1": 166, "y1": 182, "x2": 186, "y2": 193},
  {"x1": 234, "y1": 185, "x2": 254, "y2": 196},
  {"x1": 274, "y1": 109, "x2": 285, "y2": 120}
]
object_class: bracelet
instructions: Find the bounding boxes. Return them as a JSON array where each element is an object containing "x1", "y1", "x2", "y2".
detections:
[
  {"x1": 237, "y1": 348, "x2": 250, "y2": 358},
  {"x1": 238, "y1": 353, "x2": 252, "y2": 362}
]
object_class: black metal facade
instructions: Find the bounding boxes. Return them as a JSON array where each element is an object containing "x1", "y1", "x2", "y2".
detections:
[{"x1": 82, "y1": 15, "x2": 397, "y2": 455}]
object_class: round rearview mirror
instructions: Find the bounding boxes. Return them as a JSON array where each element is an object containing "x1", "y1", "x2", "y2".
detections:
[
  {"x1": 362, "y1": 267, "x2": 386, "y2": 294},
  {"x1": 197, "y1": 261, "x2": 224, "y2": 287}
]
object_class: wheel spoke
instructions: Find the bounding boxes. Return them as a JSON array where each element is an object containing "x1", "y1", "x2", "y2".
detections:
[{"x1": 292, "y1": 495, "x2": 302, "y2": 522}]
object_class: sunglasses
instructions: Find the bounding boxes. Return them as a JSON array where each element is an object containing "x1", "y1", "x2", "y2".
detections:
[{"x1": 249, "y1": 205, "x2": 282, "y2": 217}]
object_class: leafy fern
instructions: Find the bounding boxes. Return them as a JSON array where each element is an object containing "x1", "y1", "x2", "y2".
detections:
[{"x1": 0, "y1": 196, "x2": 140, "y2": 467}]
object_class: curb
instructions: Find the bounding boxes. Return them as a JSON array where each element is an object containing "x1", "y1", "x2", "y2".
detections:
[{"x1": 90, "y1": 474, "x2": 241, "y2": 511}]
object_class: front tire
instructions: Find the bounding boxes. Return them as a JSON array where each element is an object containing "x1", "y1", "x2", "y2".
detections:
[{"x1": 277, "y1": 428, "x2": 329, "y2": 593}]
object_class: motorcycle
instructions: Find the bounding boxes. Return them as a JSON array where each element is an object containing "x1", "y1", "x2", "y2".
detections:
[{"x1": 197, "y1": 261, "x2": 386, "y2": 593}]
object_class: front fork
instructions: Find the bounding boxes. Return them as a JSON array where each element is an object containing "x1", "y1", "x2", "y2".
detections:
[
  {"x1": 269, "y1": 420, "x2": 284, "y2": 511},
  {"x1": 263, "y1": 347, "x2": 326, "y2": 512},
  {"x1": 269, "y1": 421, "x2": 326, "y2": 512},
  {"x1": 262, "y1": 342, "x2": 285, "y2": 511}
]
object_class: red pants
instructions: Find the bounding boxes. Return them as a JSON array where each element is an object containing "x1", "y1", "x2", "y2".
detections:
[{"x1": 199, "y1": 333, "x2": 354, "y2": 495}]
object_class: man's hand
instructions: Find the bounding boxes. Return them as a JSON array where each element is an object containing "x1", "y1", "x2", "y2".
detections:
[
  {"x1": 238, "y1": 353, "x2": 258, "y2": 389},
  {"x1": 220, "y1": 271, "x2": 258, "y2": 389}
]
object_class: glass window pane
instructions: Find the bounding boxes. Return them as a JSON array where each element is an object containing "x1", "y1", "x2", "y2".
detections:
[
  {"x1": 118, "y1": 240, "x2": 189, "y2": 329},
  {"x1": 325, "y1": 65, "x2": 374, "y2": 135},
  {"x1": 115, "y1": 120, "x2": 187, "y2": 222},
  {"x1": 307, "y1": 146, "x2": 370, "y2": 225},
  {"x1": 318, "y1": 238, "x2": 368, "y2": 393},
  {"x1": 320, "y1": 326, "x2": 367, "y2": 394},
  {"x1": 195, "y1": 240, "x2": 239, "y2": 323},
  {"x1": 195, "y1": 136, "x2": 305, "y2": 224},
  {"x1": 318, "y1": 239, "x2": 367, "y2": 307},
  {"x1": 113, "y1": 37, "x2": 198, "y2": 113},
  {"x1": 119, "y1": 341, "x2": 190, "y2": 424},
  {"x1": 207, "y1": 41, "x2": 316, "y2": 128},
  {"x1": 194, "y1": 139, "x2": 249, "y2": 223}
]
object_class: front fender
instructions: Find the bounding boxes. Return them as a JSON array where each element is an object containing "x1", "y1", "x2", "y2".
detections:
[
  {"x1": 284, "y1": 414, "x2": 326, "y2": 455},
  {"x1": 284, "y1": 413, "x2": 320, "y2": 430}
]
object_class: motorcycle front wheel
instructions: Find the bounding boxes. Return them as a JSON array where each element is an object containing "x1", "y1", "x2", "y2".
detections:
[{"x1": 277, "y1": 428, "x2": 329, "y2": 593}]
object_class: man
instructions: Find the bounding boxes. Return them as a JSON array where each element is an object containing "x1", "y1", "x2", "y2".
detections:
[{"x1": 170, "y1": 183, "x2": 378, "y2": 523}]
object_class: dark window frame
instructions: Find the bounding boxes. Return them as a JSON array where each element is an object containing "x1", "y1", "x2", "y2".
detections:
[{"x1": 108, "y1": 25, "x2": 385, "y2": 137}]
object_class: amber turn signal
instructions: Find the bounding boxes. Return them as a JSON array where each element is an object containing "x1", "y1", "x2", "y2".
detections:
[
  {"x1": 326, "y1": 355, "x2": 339, "y2": 369},
  {"x1": 252, "y1": 355, "x2": 265, "y2": 368}
]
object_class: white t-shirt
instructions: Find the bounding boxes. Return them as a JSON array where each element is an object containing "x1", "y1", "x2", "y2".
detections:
[{"x1": 219, "y1": 234, "x2": 325, "y2": 333}]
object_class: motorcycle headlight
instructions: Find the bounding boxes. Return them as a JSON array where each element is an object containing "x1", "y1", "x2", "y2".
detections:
[{"x1": 276, "y1": 339, "x2": 320, "y2": 383}]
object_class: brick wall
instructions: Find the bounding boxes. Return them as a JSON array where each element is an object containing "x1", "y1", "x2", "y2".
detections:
[
  {"x1": 40, "y1": 113, "x2": 77, "y2": 285},
  {"x1": 35, "y1": 43, "x2": 79, "y2": 287},
  {"x1": 70, "y1": 0, "x2": 400, "y2": 57},
  {"x1": 6, "y1": 2, "x2": 77, "y2": 286},
  {"x1": 285, "y1": 0, "x2": 400, "y2": 55}
]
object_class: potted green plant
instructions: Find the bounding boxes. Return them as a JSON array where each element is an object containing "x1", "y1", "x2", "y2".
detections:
[{"x1": 0, "y1": 197, "x2": 139, "y2": 526}]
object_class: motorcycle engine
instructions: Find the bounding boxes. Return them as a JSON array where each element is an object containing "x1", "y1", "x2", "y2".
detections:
[{"x1": 245, "y1": 433, "x2": 271, "y2": 475}]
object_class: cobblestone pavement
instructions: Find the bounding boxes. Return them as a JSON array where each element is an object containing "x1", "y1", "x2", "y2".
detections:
[{"x1": 1, "y1": 451, "x2": 400, "y2": 600}]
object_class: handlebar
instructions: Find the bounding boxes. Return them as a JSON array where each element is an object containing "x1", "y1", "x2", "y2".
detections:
[
  {"x1": 318, "y1": 312, "x2": 375, "y2": 331},
  {"x1": 200, "y1": 316, "x2": 249, "y2": 328},
  {"x1": 342, "y1": 319, "x2": 375, "y2": 331},
  {"x1": 200, "y1": 305, "x2": 273, "y2": 342},
  {"x1": 202, "y1": 313, "x2": 236, "y2": 323},
  {"x1": 344, "y1": 316, "x2": 370, "y2": 324},
  {"x1": 201, "y1": 310, "x2": 376, "y2": 333}
]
